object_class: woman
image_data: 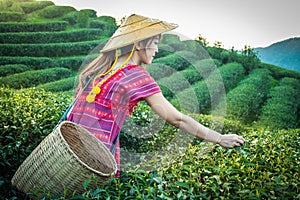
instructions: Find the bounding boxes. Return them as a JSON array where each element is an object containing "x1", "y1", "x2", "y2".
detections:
[{"x1": 67, "y1": 14, "x2": 245, "y2": 177}]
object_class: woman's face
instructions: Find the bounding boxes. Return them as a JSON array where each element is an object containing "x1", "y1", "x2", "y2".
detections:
[{"x1": 137, "y1": 36, "x2": 159, "y2": 65}]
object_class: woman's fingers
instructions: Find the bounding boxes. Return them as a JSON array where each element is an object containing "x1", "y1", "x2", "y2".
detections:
[{"x1": 220, "y1": 134, "x2": 245, "y2": 148}]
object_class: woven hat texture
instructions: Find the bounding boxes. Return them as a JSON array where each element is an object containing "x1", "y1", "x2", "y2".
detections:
[{"x1": 101, "y1": 14, "x2": 178, "y2": 53}]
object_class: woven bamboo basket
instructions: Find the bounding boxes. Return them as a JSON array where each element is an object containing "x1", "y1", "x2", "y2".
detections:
[{"x1": 11, "y1": 121, "x2": 117, "y2": 197}]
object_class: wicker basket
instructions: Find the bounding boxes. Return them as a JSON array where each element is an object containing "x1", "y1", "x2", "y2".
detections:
[{"x1": 11, "y1": 121, "x2": 117, "y2": 197}]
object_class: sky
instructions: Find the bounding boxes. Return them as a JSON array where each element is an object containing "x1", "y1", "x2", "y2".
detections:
[{"x1": 51, "y1": 0, "x2": 300, "y2": 50}]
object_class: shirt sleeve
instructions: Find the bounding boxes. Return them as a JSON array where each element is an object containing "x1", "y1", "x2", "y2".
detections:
[
  {"x1": 122, "y1": 66, "x2": 161, "y2": 114},
  {"x1": 127, "y1": 66, "x2": 161, "y2": 101}
]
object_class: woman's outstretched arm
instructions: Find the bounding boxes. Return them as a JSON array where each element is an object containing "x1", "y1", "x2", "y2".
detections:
[{"x1": 145, "y1": 92, "x2": 245, "y2": 148}]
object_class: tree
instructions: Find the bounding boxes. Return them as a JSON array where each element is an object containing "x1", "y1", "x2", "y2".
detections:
[
  {"x1": 240, "y1": 45, "x2": 260, "y2": 73},
  {"x1": 196, "y1": 34, "x2": 208, "y2": 47}
]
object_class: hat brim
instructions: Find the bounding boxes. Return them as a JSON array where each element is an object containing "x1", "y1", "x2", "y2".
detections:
[{"x1": 100, "y1": 15, "x2": 178, "y2": 53}]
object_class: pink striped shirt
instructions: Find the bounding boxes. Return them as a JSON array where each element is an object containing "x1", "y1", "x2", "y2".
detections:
[{"x1": 67, "y1": 64, "x2": 161, "y2": 177}]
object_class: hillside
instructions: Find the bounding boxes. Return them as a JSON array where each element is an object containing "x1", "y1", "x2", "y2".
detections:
[
  {"x1": 255, "y1": 37, "x2": 300, "y2": 72},
  {"x1": 0, "y1": 0, "x2": 300, "y2": 128}
]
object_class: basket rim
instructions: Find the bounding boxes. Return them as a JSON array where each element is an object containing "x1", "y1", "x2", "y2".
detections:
[{"x1": 58, "y1": 121, "x2": 117, "y2": 177}]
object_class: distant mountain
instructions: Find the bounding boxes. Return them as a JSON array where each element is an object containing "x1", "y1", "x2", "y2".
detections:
[{"x1": 255, "y1": 37, "x2": 300, "y2": 72}]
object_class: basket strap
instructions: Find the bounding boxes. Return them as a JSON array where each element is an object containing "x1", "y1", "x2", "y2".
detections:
[
  {"x1": 111, "y1": 132, "x2": 120, "y2": 154},
  {"x1": 59, "y1": 76, "x2": 93, "y2": 123}
]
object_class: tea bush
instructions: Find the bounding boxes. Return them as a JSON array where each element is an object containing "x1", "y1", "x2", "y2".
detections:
[
  {"x1": 0, "y1": 87, "x2": 72, "y2": 198},
  {"x1": 172, "y1": 62, "x2": 245, "y2": 114},
  {"x1": 153, "y1": 53, "x2": 191, "y2": 71},
  {"x1": 226, "y1": 69, "x2": 274, "y2": 122},
  {"x1": 0, "y1": 21, "x2": 68, "y2": 32},
  {"x1": 121, "y1": 103, "x2": 178, "y2": 153},
  {"x1": 158, "y1": 128, "x2": 300, "y2": 199},
  {"x1": 161, "y1": 34, "x2": 180, "y2": 45},
  {"x1": 0, "y1": 40, "x2": 105, "y2": 57},
  {"x1": 19, "y1": 1, "x2": 54, "y2": 14},
  {"x1": 54, "y1": 56, "x2": 92, "y2": 71},
  {"x1": 37, "y1": 76, "x2": 77, "y2": 92},
  {"x1": 259, "y1": 62, "x2": 300, "y2": 80},
  {"x1": 89, "y1": 18, "x2": 118, "y2": 37},
  {"x1": 146, "y1": 63, "x2": 175, "y2": 80},
  {"x1": 181, "y1": 40, "x2": 207, "y2": 58},
  {"x1": 192, "y1": 59, "x2": 221, "y2": 79},
  {"x1": 175, "y1": 50, "x2": 199, "y2": 63},
  {"x1": 0, "y1": 67, "x2": 72, "y2": 89},
  {"x1": 0, "y1": 11, "x2": 25, "y2": 22},
  {"x1": 0, "y1": 56, "x2": 56, "y2": 69},
  {"x1": 62, "y1": 9, "x2": 97, "y2": 27},
  {"x1": 28, "y1": 126, "x2": 300, "y2": 199},
  {"x1": 180, "y1": 67, "x2": 202, "y2": 85},
  {"x1": 1, "y1": 87, "x2": 299, "y2": 199},
  {"x1": 38, "y1": 5, "x2": 76, "y2": 18},
  {"x1": 279, "y1": 76, "x2": 300, "y2": 89},
  {"x1": 259, "y1": 77, "x2": 300, "y2": 129},
  {"x1": 0, "y1": 29, "x2": 103, "y2": 44},
  {"x1": 157, "y1": 70, "x2": 193, "y2": 99},
  {"x1": 156, "y1": 43, "x2": 174, "y2": 58},
  {"x1": 0, "y1": 64, "x2": 31, "y2": 77},
  {"x1": 0, "y1": 55, "x2": 93, "y2": 71}
]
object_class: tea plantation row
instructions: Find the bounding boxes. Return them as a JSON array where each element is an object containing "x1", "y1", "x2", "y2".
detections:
[{"x1": 0, "y1": 87, "x2": 299, "y2": 199}]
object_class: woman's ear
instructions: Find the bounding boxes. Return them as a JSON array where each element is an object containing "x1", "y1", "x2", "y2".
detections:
[{"x1": 135, "y1": 42, "x2": 142, "y2": 51}]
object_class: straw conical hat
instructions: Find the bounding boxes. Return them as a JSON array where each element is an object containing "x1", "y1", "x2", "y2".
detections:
[{"x1": 101, "y1": 14, "x2": 178, "y2": 53}]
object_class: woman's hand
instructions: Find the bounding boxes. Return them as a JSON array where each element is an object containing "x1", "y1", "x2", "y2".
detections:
[{"x1": 217, "y1": 134, "x2": 245, "y2": 148}]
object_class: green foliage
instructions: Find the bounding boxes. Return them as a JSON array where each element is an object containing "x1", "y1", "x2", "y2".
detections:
[
  {"x1": 1, "y1": 87, "x2": 299, "y2": 199},
  {"x1": 175, "y1": 50, "x2": 199, "y2": 63},
  {"x1": 38, "y1": 76, "x2": 76, "y2": 92},
  {"x1": 89, "y1": 19, "x2": 117, "y2": 37},
  {"x1": 156, "y1": 43, "x2": 174, "y2": 58},
  {"x1": 121, "y1": 103, "x2": 178, "y2": 153},
  {"x1": 0, "y1": 64, "x2": 31, "y2": 76},
  {"x1": 210, "y1": 62, "x2": 245, "y2": 91},
  {"x1": 279, "y1": 77, "x2": 300, "y2": 89},
  {"x1": 0, "y1": 0, "x2": 13, "y2": 11},
  {"x1": 0, "y1": 11, "x2": 25, "y2": 22},
  {"x1": 180, "y1": 67, "x2": 202, "y2": 85},
  {"x1": 146, "y1": 63, "x2": 175, "y2": 80},
  {"x1": 0, "y1": 87, "x2": 72, "y2": 198},
  {"x1": 152, "y1": 53, "x2": 191, "y2": 71},
  {"x1": 0, "y1": 67, "x2": 72, "y2": 89},
  {"x1": 78, "y1": 9, "x2": 97, "y2": 18},
  {"x1": 38, "y1": 5, "x2": 76, "y2": 18},
  {"x1": 239, "y1": 45, "x2": 260, "y2": 72},
  {"x1": 62, "y1": 9, "x2": 97, "y2": 27},
  {"x1": 259, "y1": 78, "x2": 300, "y2": 129},
  {"x1": 181, "y1": 40, "x2": 207, "y2": 59},
  {"x1": 161, "y1": 34, "x2": 180, "y2": 44},
  {"x1": 259, "y1": 62, "x2": 300, "y2": 80},
  {"x1": 0, "y1": 39, "x2": 106, "y2": 57},
  {"x1": 54, "y1": 56, "x2": 96, "y2": 71},
  {"x1": 226, "y1": 69, "x2": 274, "y2": 122},
  {"x1": 159, "y1": 128, "x2": 300, "y2": 199},
  {"x1": 16, "y1": 120, "x2": 299, "y2": 199},
  {"x1": 172, "y1": 62, "x2": 245, "y2": 114},
  {"x1": 19, "y1": 1, "x2": 54, "y2": 14},
  {"x1": 0, "y1": 29, "x2": 104, "y2": 44},
  {"x1": 89, "y1": 16, "x2": 117, "y2": 37},
  {"x1": 0, "y1": 55, "x2": 93, "y2": 71},
  {"x1": 0, "y1": 0, "x2": 24, "y2": 12},
  {"x1": 0, "y1": 56, "x2": 56, "y2": 69},
  {"x1": 0, "y1": 21, "x2": 68, "y2": 32},
  {"x1": 157, "y1": 70, "x2": 193, "y2": 100}
]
